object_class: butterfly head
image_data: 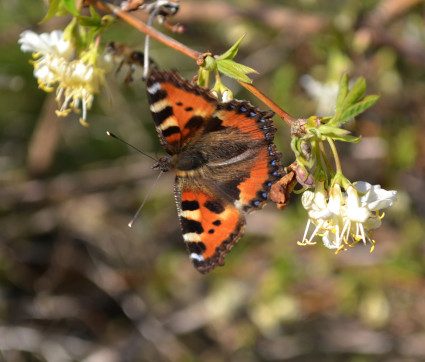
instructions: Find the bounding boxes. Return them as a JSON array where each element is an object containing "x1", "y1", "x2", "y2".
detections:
[{"x1": 152, "y1": 155, "x2": 171, "y2": 173}]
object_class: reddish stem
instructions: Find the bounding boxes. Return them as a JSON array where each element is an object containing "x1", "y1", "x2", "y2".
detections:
[
  {"x1": 94, "y1": 1, "x2": 200, "y2": 60},
  {"x1": 92, "y1": 1, "x2": 295, "y2": 126},
  {"x1": 238, "y1": 82, "x2": 295, "y2": 126}
]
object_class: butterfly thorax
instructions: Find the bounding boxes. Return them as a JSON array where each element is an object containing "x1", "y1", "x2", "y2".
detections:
[
  {"x1": 169, "y1": 133, "x2": 258, "y2": 180},
  {"x1": 170, "y1": 149, "x2": 206, "y2": 176}
]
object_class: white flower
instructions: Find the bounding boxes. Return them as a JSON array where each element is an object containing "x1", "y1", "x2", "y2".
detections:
[
  {"x1": 299, "y1": 181, "x2": 397, "y2": 252},
  {"x1": 55, "y1": 59, "x2": 109, "y2": 125},
  {"x1": 18, "y1": 30, "x2": 112, "y2": 125},
  {"x1": 303, "y1": 181, "x2": 332, "y2": 220},
  {"x1": 19, "y1": 30, "x2": 74, "y2": 91},
  {"x1": 320, "y1": 183, "x2": 345, "y2": 249},
  {"x1": 354, "y1": 181, "x2": 397, "y2": 211},
  {"x1": 300, "y1": 181, "x2": 334, "y2": 246},
  {"x1": 18, "y1": 30, "x2": 74, "y2": 59},
  {"x1": 340, "y1": 185, "x2": 377, "y2": 249}
]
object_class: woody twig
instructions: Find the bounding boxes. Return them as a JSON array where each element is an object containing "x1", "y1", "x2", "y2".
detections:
[{"x1": 90, "y1": 0, "x2": 295, "y2": 126}]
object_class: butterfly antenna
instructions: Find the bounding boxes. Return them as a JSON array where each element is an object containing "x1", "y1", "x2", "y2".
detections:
[
  {"x1": 106, "y1": 131, "x2": 158, "y2": 162},
  {"x1": 128, "y1": 170, "x2": 164, "y2": 228}
]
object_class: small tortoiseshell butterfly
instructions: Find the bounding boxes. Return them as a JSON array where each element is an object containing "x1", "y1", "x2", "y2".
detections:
[{"x1": 147, "y1": 70, "x2": 283, "y2": 273}]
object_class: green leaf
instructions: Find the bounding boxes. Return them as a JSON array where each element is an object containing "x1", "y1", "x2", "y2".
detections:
[
  {"x1": 335, "y1": 73, "x2": 349, "y2": 115},
  {"x1": 40, "y1": 0, "x2": 61, "y2": 23},
  {"x1": 63, "y1": 0, "x2": 80, "y2": 16},
  {"x1": 339, "y1": 94, "x2": 380, "y2": 124},
  {"x1": 332, "y1": 134, "x2": 362, "y2": 143},
  {"x1": 343, "y1": 77, "x2": 366, "y2": 108},
  {"x1": 89, "y1": 5, "x2": 101, "y2": 21},
  {"x1": 216, "y1": 34, "x2": 245, "y2": 61},
  {"x1": 78, "y1": 15, "x2": 102, "y2": 27},
  {"x1": 216, "y1": 59, "x2": 257, "y2": 83},
  {"x1": 318, "y1": 126, "x2": 360, "y2": 143},
  {"x1": 318, "y1": 125, "x2": 351, "y2": 137}
]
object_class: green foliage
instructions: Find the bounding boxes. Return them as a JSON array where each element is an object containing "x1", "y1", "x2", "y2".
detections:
[
  {"x1": 331, "y1": 75, "x2": 380, "y2": 127},
  {"x1": 216, "y1": 58, "x2": 257, "y2": 83},
  {"x1": 310, "y1": 74, "x2": 380, "y2": 144},
  {"x1": 215, "y1": 34, "x2": 245, "y2": 61},
  {"x1": 200, "y1": 35, "x2": 258, "y2": 85},
  {"x1": 63, "y1": 0, "x2": 79, "y2": 16},
  {"x1": 291, "y1": 74, "x2": 380, "y2": 186},
  {"x1": 40, "y1": 0, "x2": 60, "y2": 22},
  {"x1": 78, "y1": 7, "x2": 102, "y2": 27},
  {"x1": 41, "y1": 0, "x2": 110, "y2": 34}
]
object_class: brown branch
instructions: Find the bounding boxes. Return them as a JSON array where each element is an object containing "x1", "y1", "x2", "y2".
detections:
[
  {"x1": 238, "y1": 82, "x2": 295, "y2": 126},
  {"x1": 91, "y1": 0, "x2": 296, "y2": 126},
  {"x1": 93, "y1": 1, "x2": 200, "y2": 60}
]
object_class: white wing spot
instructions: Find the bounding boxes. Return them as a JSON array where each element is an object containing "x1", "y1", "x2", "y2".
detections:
[
  {"x1": 159, "y1": 116, "x2": 178, "y2": 130},
  {"x1": 183, "y1": 233, "x2": 202, "y2": 242},
  {"x1": 182, "y1": 209, "x2": 201, "y2": 220},
  {"x1": 190, "y1": 253, "x2": 204, "y2": 262},
  {"x1": 147, "y1": 82, "x2": 162, "y2": 94},
  {"x1": 150, "y1": 98, "x2": 169, "y2": 113}
]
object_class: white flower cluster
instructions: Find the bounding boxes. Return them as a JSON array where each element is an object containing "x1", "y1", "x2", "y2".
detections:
[
  {"x1": 300, "y1": 181, "x2": 397, "y2": 252},
  {"x1": 18, "y1": 30, "x2": 112, "y2": 125}
]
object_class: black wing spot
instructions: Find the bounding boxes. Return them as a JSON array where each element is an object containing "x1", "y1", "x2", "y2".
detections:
[
  {"x1": 204, "y1": 200, "x2": 225, "y2": 214},
  {"x1": 204, "y1": 116, "x2": 225, "y2": 133},
  {"x1": 221, "y1": 179, "x2": 242, "y2": 201},
  {"x1": 181, "y1": 217, "x2": 204, "y2": 234},
  {"x1": 208, "y1": 229, "x2": 215, "y2": 234},
  {"x1": 187, "y1": 241, "x2": 206, "y2": 254},
  {"x1": 149, "y1": 89, "x2": 167, "y2": 104},
  {"x1": 162, "y1": 126, "x2": 180, "y2": 137},
  {"x1": 152, "y1": 106, "x2": 173, "y2": 126},
  {"x1": 212, "y1": 220, "x2": 221, "y2": 226},
  {"x1": 185, "y1": 115, "x2": 204, "y2": 129},
  {"x1": 182, "y1": 200, "x2": 200, "y2": 211},
  {"x1": 185, "y1": 106, "x2": 194, "y2": 112}
]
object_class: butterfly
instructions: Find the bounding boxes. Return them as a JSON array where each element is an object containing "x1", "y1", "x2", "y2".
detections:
[{"x1": 146, "y1": 70, "x2": 283, "y2": 273}]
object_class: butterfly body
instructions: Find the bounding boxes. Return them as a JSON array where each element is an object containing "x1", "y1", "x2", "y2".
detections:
[{"x1": 147, "y1": 70, "x2": 283, "y2": 273}]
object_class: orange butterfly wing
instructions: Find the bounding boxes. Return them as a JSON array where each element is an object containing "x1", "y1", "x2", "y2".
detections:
[{"x1": 147, "y1": 70, "x2": 217, "y2": 154}]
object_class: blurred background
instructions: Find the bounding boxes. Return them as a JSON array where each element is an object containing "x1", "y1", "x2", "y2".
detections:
[{"x1": 1, "y1": 0, "x2": 424, "y2": 361}]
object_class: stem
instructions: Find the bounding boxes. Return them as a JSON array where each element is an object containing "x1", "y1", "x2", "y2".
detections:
[
  {"x1": 214, "y1": 68, "x2": 221, "y2": 83},
  {"x1": 238, "y1": 82, "x2": 295, "y2": 126},
  {"x1": 318, "y1": 139, "x2": 333, "y2": 175},
  {"x1": 327, "y1": 137, "x2": 342, "y2": 173}
]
